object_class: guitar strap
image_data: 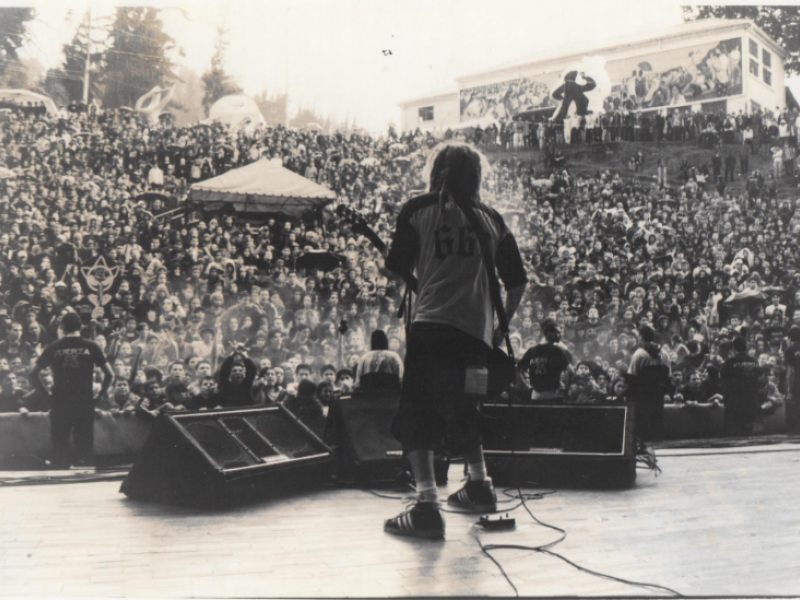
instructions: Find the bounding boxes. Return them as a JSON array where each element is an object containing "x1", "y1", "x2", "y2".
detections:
[{"x1": 457, "y1": 200, "x2": 515, "y2": 360}]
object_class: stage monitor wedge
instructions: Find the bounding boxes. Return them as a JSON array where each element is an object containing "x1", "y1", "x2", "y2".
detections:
[
  {"x1": 120, "y1": 406, "x2": 334, "y2": 508},
  {"x1": 481, "y1": 403, "x2": 637, "y2": 488},
  {"x1": 326, "y1": 390, "x2": 405, "y2": 484}
]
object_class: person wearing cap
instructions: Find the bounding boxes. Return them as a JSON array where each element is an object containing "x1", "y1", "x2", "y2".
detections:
[
  {"x1": 28, "y1": 313, "x2": 114, "y2": 468},
  {"x1": 721, "y1": 336, "x2": 761, "y2": 436},
  {"x1": 783, "y1": 326, "x2": 800, "y2": 433},
  {"x1": 518, "y1": 319, "x2": 573, "y2": 401}
]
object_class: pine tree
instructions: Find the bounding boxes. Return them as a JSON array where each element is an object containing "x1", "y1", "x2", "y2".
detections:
[
  {"x1": 0, "y1": 7, "x2": 36, "y2": 84},
  {"x1": 201, "y1": 27, "x2": 243, "y2": 116},
  {"x1": 48, "y1": 11, "x2": 104, "y2": 103},
  {"x1": 254, "y1": 89, "x2": 288, "y2": 127},
  {"x1": 101, "y1": 7, "x2": 177, "y2": 108}
]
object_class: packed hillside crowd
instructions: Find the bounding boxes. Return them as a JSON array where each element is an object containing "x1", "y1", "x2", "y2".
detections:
[
  {"x1": 455, "y1": 105, "x2": 800, "y2": 158},
  {"x1": 1, "y1": 101, "x2": 800, "y2": 439}
]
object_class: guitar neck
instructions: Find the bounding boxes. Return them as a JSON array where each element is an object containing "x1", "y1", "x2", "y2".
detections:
[
  {"x1": 338, "y1": 205, "x2": 417, "y2": 291},
  {"x1": 359, "y1": 226, "x2": 388, "y2": 258}
]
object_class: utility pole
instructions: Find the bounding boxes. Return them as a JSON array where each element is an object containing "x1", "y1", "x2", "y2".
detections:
[{"x1": 82, "y1": 8, "x2": 92, "y2": 105}]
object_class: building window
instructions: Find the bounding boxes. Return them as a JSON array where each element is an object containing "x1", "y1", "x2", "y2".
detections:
[
  {"x1": 749, "y1": 39, "x2": 758, "y2": 56},
  {"x1": 764, "y1": 68, "x2": 772, "y2": 86},
  {"x1": 762, "y1": 49, "x2": 771, "y2": 68},
  {"x1": 418, "y1": 106, "x2": 434, "y2": 122},
  {"x1": 749, "y1": 59, "x2": 759, "y2": 77},
  {"x1": 751, "y1": 100, "x2": 761, "y2": 113}
]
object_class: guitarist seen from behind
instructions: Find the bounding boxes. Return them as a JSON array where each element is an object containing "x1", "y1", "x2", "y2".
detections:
[{"x1": 382, "y1": 142, "x2": 527, "y2": 540}]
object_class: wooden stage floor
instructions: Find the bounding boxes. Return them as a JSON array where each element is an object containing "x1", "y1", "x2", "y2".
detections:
[{"x1": 1, "y1": 443, "x2": 800, "y2": 598}]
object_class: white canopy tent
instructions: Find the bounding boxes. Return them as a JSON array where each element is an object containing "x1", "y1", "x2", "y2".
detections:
[
  {"x1": 189, "y1": 159, "x2": 336, "y2": 218},
  {"x1": 0, "y1": 89, "x2": 59, "y2": 115}
]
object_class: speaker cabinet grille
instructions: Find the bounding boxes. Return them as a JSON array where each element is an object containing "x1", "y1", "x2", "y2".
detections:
[
  {"x1": 481, "y1": 403, "x2": 636, "y2": 488},
  {"x1": 252, "y1": 413, "x2": 320, "y2": 459},
  {"x1": 220, "y1": 417, "x2": 279, "y2": 459},
  {"x1": 184, "y1": 421, "x2": 252, "y2": 468},
  {"x1": 121, "y1": 406, "x2": 334, "y2": 508}
]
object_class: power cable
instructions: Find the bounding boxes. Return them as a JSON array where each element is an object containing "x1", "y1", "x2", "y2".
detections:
[
  {"x1": 474, "y1": 487, "x2": 684, "y2": 597},
  {"x1": 366, "y1": 481, "x2": 682, "y2": 597}
]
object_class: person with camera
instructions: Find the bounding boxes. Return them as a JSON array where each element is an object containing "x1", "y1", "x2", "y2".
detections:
[{"x1": 382, "y1": 143, "x2": 527, "y2": 540}]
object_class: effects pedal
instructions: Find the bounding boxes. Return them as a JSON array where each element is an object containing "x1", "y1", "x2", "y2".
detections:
[{"x1": 477, "y1": 514, "x2": 516, "y2": 531}]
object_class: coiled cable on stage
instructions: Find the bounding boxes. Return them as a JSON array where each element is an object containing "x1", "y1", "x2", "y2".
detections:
[{"x1": 473, "y1": 486, "x2": 684, "y2": 598}]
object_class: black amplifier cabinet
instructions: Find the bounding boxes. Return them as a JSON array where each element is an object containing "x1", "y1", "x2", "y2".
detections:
[
  {"x1": 326, "y1": 390, "x2": 405, "y2": 484},
  {"x1": 481, "y1": 403, "x2": 636, "y2": 488},
  {"x1": 121, "y1": 406, "x2": 334, "y2": 508}
]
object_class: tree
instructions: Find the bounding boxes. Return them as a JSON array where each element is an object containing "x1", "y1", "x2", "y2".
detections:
[
  {"x1": 0, "y1": 8, "x2": 36, "y2": 79},
  {"x1": 684, "y1": 6, "x2": 800, "y2": 74},
  {"x1": 41, "y1": 70, "x2": 70, "y2": 107},
  {"x1": 254, "y1": 89, "x2": 288, "y2": 127},
  {"x1": 61, "y1": 11, "x2": 105, "y2": 103},
  {"x1": 101, "y1": 7, "x2": 178, "y2": 109},
  {"x1": 171, "y1": 65, "x2": 206, "y2": 126},
  {"x1": 201, "y1": 27, "x2": 243, "y2": 116},
  {"x1": 290, "y1": 104, "x2": 320, "y2": 130},
  {"x1": 0, "y1": 8, "x2": 37, "y2": 88}
]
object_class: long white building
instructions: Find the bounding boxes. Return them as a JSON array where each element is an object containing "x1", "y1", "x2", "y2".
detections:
[{"x1": 398, "y1": 19, "x2": 789, "y2": 132}]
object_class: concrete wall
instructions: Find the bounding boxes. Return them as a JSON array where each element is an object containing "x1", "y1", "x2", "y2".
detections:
[
  {"x1": 399, "y1": 93, "x2": 459, "y2": 132},
  {"x1": 744, "y1": 32, "x2": 786, "y2": 114}
]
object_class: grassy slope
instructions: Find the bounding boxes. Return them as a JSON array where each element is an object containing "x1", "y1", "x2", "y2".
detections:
[{"x1": 488, "y1": 140, "x2": 798, "y2": 198}]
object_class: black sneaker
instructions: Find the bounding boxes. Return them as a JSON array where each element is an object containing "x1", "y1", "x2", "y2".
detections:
[
  {"x1": 447, "y1": 479, "x2": 497, "y2": 513},
  {"x1": 384, "y1": 502, "x2": 445, "y2": 540}
]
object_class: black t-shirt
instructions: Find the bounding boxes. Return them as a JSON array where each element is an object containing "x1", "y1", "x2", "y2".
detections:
[
  {"x1": 785, "y1": 344, "x2": 800, "y2": 395},
  {"x1": 519, "y1": 343, "x2": 572, "y2": 393},
  {"x1": 71, "y1": 297, "x2": 96, "y2": 325},
  {"x1": 720, "y1": 353, "x2": 760, "y2": 401},
  {"x1": 35, "y1": 336, "x2": 107, "y2": 404}
]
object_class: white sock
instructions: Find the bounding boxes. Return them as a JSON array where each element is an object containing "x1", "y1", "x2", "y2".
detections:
[
  {"x1": 468, "y1": 461, "x2": 489, "y2": 483},
  {"x1": 416, "y1": 479, "x2": 438, "y2": 504}
]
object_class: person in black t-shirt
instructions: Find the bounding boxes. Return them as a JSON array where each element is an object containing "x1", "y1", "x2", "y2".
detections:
[
  {"x1": 720, "y1": 336, "x2": 760, "y2": 437},
  {"x1": 783, "y1": 326, "x2": 800, "y2": 433},
  {"x1": 518, "y1": 319, "x2": 573, "y2": 401},
  {"x1": 29, "y1": 313, "x2": 113, "y2": 467}
]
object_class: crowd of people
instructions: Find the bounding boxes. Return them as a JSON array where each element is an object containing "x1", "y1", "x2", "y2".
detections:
[
  {"x1": 453, "y1": 105, "x2": 800, "y2": 164},
  {"x1": 1, "y1": 96, "x2": 800, "y2": 466}
]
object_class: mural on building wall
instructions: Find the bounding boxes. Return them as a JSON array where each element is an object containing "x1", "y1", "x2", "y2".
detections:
[
  {"x1": 459, "y1": 37, "x2": 743, "y2": 121},
  {"x1": 459, "y1": 75, "x2": 560, "y2": 121}
]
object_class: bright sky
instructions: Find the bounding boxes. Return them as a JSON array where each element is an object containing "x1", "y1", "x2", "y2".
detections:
[{"x1": 6, "y1": 0, "x2": 789, "y2": 131}]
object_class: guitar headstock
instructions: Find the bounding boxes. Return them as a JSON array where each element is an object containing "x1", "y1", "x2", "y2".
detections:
[{"x1": 335, "y1": 203, "x2": 368, "y2": 230}]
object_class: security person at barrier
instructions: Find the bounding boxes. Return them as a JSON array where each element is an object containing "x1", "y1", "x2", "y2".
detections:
[
  {"x1": 628, "y1": 324, "x2": 671, "y2": 440},
  {"x1": 721, "y1": 336, "x2": 761, "y2": 436},
  {"x1": 783, "y1": 326, "x2": 800, "y2": 433},
  {"x1": 29, "y1": 313, "x2": 114, "y2": 468},
  {"x1": 383, "y1": 142, "x2": 527, "y2": 540}
]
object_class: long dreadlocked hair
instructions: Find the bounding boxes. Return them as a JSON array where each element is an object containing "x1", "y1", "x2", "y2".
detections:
[{"x1": 425, "y1": 142, "x2": 490, "y2": 209}]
